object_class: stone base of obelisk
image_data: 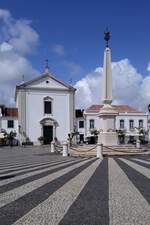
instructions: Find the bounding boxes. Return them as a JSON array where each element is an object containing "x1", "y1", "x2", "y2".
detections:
[
  {"x1": 98, "y1": 104, "x2": 118, "y2": 146},
  {"x1": 98, "y1": 132, "x2": 118, "y2": 146}
]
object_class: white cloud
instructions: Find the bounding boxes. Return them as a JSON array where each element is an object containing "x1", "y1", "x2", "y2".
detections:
[
  {"x1": 0, "y1": 8, "x2": 39, "y2": 105},
  {"x1": 0, "y1": 9, "x2": 39, "y2": 54},
  {"x1": 147, "y1": 62, "x2": 150, "y2": 72},
  {"x1": 0, "y1": 42, "x2": 13, "y2": 51},
  {"x1": 51, "y1": 44, "x2": 65, "y2": 56},
  {"x1": 75, "y1": 59, "x2": 150, "y2": 111}
]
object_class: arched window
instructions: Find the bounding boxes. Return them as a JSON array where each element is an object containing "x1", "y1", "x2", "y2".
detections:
[{"x1": 44, "y1": 97, "x2": 53, "y2": 114}]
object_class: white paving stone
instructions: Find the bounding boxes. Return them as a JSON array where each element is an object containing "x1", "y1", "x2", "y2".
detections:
[
  {"x1": 0, "y1": 160, "x2": 60, "y2": 173},
  {"x1": 0, "y1": 158, "x2": 93, "y2": 208},
  {"x1": 109, "y1": 158, "x2": 150, "y2": 225},
  {"x1": 0, "y1": 158, "x2": 79, "y2": 186},
  {"x1": 132, "y1": 158, "x2": 150, "y2": 165},
  {"x1": 12, "y1": 159, "x2": 101, "y2": 225},
  {"x1": 0, "y1": 158, "x2": 73, "y2": 178},
  {"x1": 119, "y1": 158, "x2": 150, "y2": 178}
]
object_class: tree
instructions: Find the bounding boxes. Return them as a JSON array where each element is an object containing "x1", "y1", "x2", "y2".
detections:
[
  {"x1": 90, "y1": 129, "x2": 99, "y2": 136},
  {"x1": 90, "y1": 129, "x2": 99, "y2": 143}
]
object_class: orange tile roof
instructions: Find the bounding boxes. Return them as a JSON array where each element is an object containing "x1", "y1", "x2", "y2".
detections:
[
  {"x1": 0, "y1": 105, "x2": 18, "y2": 117},
  {"x1": 5, "y1": 108, "x2": 18, "y2": 117},
  {"x1": 86, "y1": 104, "x2": 139, "y2": 113}
]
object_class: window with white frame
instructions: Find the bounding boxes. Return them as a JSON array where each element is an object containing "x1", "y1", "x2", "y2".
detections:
[
  {"x1": 44, "y1": 97, "x2": 52, "y2": 114},
  {"x1": 139, "y1": 119, "x2": 143, "y2": 128},
  {"x1": 89, "y1": 119, "x2": 94, "y2": 129},
  {"x1": 7, "y1": 120, "x2": 14, "y2": 128},
  {"x1": 120, "y1": 119, "x2": 124, "y2": 129},
  {"x1": 129, "y1": 120, "x2": 134, "y2": 129}
]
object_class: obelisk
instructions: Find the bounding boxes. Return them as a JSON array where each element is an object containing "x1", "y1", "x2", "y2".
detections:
[{"x1": 99, "y1": 31, "x2": 118, "y2": 146}]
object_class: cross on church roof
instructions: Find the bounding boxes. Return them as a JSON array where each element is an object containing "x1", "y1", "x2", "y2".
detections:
[{"x1": 44, "y1": 59, "x2": 49, "y2": 74}]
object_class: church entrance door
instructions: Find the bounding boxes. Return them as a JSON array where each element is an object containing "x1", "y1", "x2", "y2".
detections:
[{"x1": 43, "y1": 126, "x2": 53, "y2": 144}]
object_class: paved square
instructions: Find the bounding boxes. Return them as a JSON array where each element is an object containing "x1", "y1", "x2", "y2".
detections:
[{"x1": 0, "y1": 147, "x2": 149, "y2": 225}]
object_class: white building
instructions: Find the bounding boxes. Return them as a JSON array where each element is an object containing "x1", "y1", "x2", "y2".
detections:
[
  {"x1": 0, "y1": 105, "x2": 18, "y2": 134},
  {"x1": 75, "y1": 109, "x2": 85, "y2": 142},
  {"x1": 76, "y1": 104, "x2": 148, "y2": 144},
  {"x1": 15, "y1": 67, "x2": 76, "y2": 145}
]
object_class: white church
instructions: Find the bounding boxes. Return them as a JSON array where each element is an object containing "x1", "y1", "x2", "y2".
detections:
[{"x1": 15, "y1": 66, "x2": 76, "y2": 145}]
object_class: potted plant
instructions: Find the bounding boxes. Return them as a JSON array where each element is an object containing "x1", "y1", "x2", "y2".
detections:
[
  {"x1": 4, "y1": 131, "x2": 17, "y2": 147},
  {"x1": 90, "y1": 129, "x2": 99, "y2": 144},
  {"x1": 38, "y1": 136, "x2": 44, "y2": 145},
  {"x1": 22, "y1": 137, "x2": 33, "y2": 146}
]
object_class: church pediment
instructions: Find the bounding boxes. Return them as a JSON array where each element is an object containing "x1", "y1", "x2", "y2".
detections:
[
  {"x1": 28, "y1": 75, "x2": 68, "y2": 90},
  {"x1": 16, "y1": 73, "x2": 76, "y2": 92}
]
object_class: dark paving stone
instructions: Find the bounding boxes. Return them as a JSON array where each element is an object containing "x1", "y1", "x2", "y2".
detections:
[
  {"x1": 0, "y1": 161, "x2": 59, "y2": 175},
  {"x1": 0, "y1": 175, "x2": 15, "y2": 180},
  {"x1": 59, "y1": 158, "x2": 109, "y2": 225},
  {"x1": 0, "y1": 158, "x2": 75, "y2": 176},
  {"x1": 126, "y1": 157, "x2": 150, "y2": 169},
  {"x1": 0, "y1": 158, "x2": 86, "y2": 194},
  {"x1": 134, "y1": 156, "x2": 150, "y2": 162},
  {"x1": 0, "y1": 158, "x2": 96, "y2": 225},
  {"x1": 115, "y1": 158, "x2": 150, "y2": 204},
  {"x1": 0, "y1": 163, "x2": 34, "y2": 171}
]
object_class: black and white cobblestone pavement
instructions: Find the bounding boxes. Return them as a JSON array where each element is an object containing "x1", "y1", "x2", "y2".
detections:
[{"x1": 0, "y1": 147, "x2": 149, "y2": 225}]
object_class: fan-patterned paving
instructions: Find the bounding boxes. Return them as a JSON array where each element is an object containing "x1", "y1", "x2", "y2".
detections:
[{"x1": 0, "y1": 147, "x2": 149, "y2": 225}]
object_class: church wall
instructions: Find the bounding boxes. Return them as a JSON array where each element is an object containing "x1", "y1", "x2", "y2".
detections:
[
  {"x1": 69, "y1": 92, "x2": 75, "y2": 133},
  {"x1": 25, "y1": 89, "x2": 71, "y2": 144},
  {"x1": 17, "y1": 90, "x2": 27, "y2": 143}
]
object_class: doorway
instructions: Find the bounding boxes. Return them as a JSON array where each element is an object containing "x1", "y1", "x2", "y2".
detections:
[
  {"x1": 43, "y1": 126, "x2": 53, "y2": 144},
  {"x1": 80, "y1": 134, "x2": 84, "y2": 143}
]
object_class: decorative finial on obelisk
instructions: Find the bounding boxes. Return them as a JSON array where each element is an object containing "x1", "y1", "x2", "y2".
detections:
[
  {"x1": 44, "y1": 59, "x2": 49, "y2": 74},
  {"x1": 104, "y1": 29, "x2": 110, "y2": 48}
]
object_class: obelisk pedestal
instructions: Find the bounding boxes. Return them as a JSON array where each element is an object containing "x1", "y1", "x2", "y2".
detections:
[
  {"x1": 99, "y1": 104, "x2": 118, "y2": 145},
  {"x1": 98, "y1": 33, "x2": 118, "y2": 146}
]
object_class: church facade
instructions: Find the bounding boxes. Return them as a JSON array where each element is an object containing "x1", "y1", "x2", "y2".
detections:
[{"x1": 15, "y1": 68, "x2": 76, "y2": 145}]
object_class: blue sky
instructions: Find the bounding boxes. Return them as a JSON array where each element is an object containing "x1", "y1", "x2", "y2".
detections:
[
  {"x1": 0, "y1": 0, "x2": 150, "y2": 109},
  {"x1": 1, "y1": 0, "x2": 150, "y2": 79}
]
